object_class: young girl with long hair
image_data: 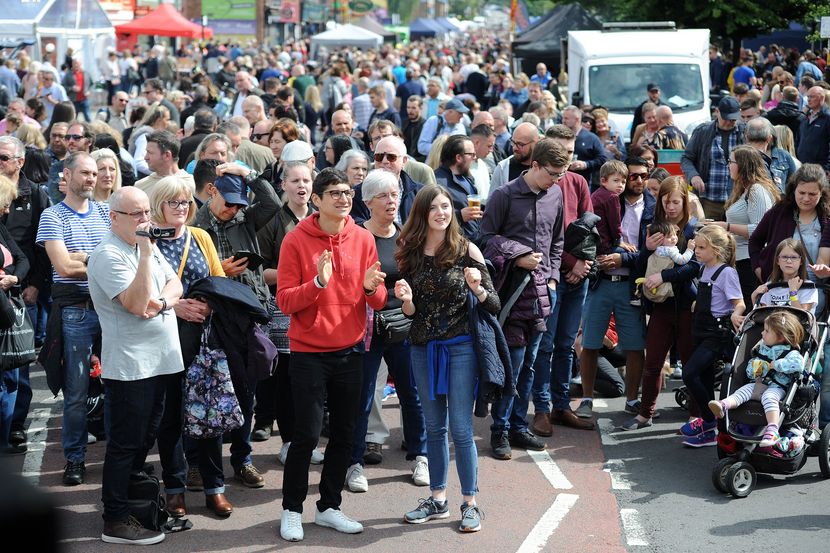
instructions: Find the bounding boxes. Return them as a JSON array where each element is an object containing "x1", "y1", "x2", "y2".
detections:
[{"x1": 751, "y1": 238, "x2": 818, "y2": 313}]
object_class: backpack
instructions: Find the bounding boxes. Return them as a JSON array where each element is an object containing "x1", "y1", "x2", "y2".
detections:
[{"x1": 128, "y1": 473, "x2": 192, "y2": 533}]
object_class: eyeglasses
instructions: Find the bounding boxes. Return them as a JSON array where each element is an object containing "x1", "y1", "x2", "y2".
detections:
[
  {"x1": 65, "y1": 134, "x2": 85, "y2": 141},
  {"x1": 113, "y1": 209, "x2": 151, "y2": 220},
  {"x1": 461, "y1": 152, "x2": 476, "y2": 158},
  {"x1": 322, "y1": 188, "x2": 355, "y2": 200},
  {"x1": 251, "y1": 133, "x2": 268, "y2": 141},
  {"x1": 778, "y1": 255, "x2": 801, "y2": 262},
  {"x1": 165, "y1": 199, "x2": 192, "y2": 209},
  {"x1": 541, "y1": 165, "x2": 567, "y2": 179},
  {"x1": 511, "y1": 139, "x2": 532, "y2": 149},
  {"x1": 0, "y1": 154, "x2": 21, "y2": 162},
  {"x1": 727, "y1": 159, "x2": 738, "y2": 165},
  {"x1": 373, "y1": 192, "x2": 400, "y2": 201},
  {"x1": 374, "y1": 152, "x2": 399, "y2": 163},
  {"x1": 628, "y1": 173, "x2": 647, "y2": 181}
]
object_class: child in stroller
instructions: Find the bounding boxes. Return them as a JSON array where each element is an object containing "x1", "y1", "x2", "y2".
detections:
[{"x1": 708, "y1": 310, "x2": 803, "y2": 446}]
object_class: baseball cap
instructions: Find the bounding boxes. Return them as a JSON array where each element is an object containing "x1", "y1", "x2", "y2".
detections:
[
  {"x1": 214, "y1": 174, "x2": 249, "y2": 207},
  {"x1": 647, "y1": 83, "x2": 660, "y2": 92},
  {"x1": 280, "y1": 140, "x2": 314, "y2": 163},
  {"x1": 717, "y1": 96, "x2": 741, "y2": 120},
  {"x1": 444, "y1": 98, "x2": 470, "y2": 113}
]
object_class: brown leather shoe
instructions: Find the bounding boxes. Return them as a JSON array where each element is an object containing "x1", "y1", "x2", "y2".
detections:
[
  {"x1": 205, "y1": 493, "x2": 234, "y2": 517},
  {"x1": 165, "y1": 493, "x2": 187, "y2": 518},
  {"x1": 531, "y1": 412, "x2": 553, "y2": 437},
  {"x1": 234, "y1": 464, "x2": 265, "y2": 488},
  {"x1": 550, "y1": 408, "x2": 595, "y2": 430}
]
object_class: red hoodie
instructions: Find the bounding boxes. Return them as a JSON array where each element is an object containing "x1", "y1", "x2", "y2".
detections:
[{"x1": 277, "y1": 213, "x2": 388, "y2": 352}]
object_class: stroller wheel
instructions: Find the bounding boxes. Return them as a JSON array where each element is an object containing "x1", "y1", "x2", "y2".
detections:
[
  {"x1": 819, "y1": 426, "x2": 830, "y2": 478},
  {"x1": 674, "y1": 389, "x2": 688, "y2": 409},
  {"x1": 726, "y1": 461, "x2": 756, "y2": 498},
  {"x1": 711, "y1": 457, "x2": 733, "y2": 493}
]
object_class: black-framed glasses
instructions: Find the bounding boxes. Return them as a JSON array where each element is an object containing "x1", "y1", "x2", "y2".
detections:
[
  {"x1": 628, "y1": 173, "x2": 647, "y2": 181},
  {"x1": 0, "y1": 154, "x2": 21, "y2": 162},
  {"x1": 251, "y1": 133, "x2": 268, "y2": 141},
  {"x1": 165, "y1": 200, "x2": 192, "y2": 209},
  {"x1": 374, "y1": 152, "x2": 399, "y2": 163},
  {"x1": 461, "y1": 151, "x2": 476, "y2": 158},
  {"x1": 113, "y1": 209, "x2": 151, "y2": 220},
  {"x1": 511, "y1": 139, "x2": 531, "y2": 149},
  {"x1": 322, "y1": 189, "x2": 355, "y2": 200},
  {"x1": 65, "y1": 134, "x2": 85, "y2": 141},
  {"x1": 541, "y1": 165, "x2": 567, "y2": 179}
]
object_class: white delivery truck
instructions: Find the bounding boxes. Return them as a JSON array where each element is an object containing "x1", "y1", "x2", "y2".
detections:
[{"x1": 566, "y1": 23, "x2": 711, "y2": 142}]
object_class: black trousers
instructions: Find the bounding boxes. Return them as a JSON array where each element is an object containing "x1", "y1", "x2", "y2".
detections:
[
  {"x1": 254, "y1": 353, "x2": 294, "y2": 442},
  {"x1": 281, "y1": 349, "x2": 363, "y2": 513}
]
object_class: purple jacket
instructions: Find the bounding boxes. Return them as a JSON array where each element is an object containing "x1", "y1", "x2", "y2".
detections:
[{"x1": 481, "y1": 174, "x2": 564, "y2": 346}]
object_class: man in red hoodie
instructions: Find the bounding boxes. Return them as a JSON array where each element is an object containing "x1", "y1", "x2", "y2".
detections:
[{"x1": 276, "y1": 167, "x2": 388, "y2": 542}]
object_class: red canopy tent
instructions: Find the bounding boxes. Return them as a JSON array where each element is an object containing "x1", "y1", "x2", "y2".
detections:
[{"x1": 115, "y1": 3, "x2": 213, "y2": 39}]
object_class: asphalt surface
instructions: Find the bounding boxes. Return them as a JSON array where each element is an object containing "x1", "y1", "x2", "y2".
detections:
[{"x1": 3, "y1": 366, "x2": 829, "y2": 552}]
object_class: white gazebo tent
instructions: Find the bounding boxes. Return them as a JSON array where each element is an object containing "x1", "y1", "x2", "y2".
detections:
[
  {"x1": 0, "y1": 0, "x2": 115, "y2": 79},
  {"x1": 310, "y1": 24, "x2": 383, "y2": 57}
]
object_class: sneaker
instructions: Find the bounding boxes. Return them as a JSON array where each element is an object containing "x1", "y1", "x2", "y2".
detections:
[
  {"x1": 280, "y1": 510, "x2": 303, "y2": 542},
  {"x1": 671, "y1": 364, "x2": 683, "y2": 379},
  {"x1": 759, "y1": 428, "x2": 780, "y2": 447},
  {"x1": 314, "y1": 507, "x2": 363, "y2": 534},
  {"x1": 102, "y1": 515, "x2": 165, "y2": 545},
  {"x1": 619, "y1": 417, "x2": 653, "y2": 431},
  {"x1": 277, "y1": 442, "x2": 324, "y2": 465},
  {"x1": 708, "y1": 400, "x2": 726, "y2": 419},
  {"x1": 251, "y1": 423, "x2": 273, "y2": 442},
  {"x1": 679, "y1": 418, "x2": 717, "y2": 437},
  {"x1": 345, "y1": 463, "x2": 368, "y2": 493},
  {"x1": 682, "y1": 430, "x2": 718, "y2": 448},
  {"x1": 404, "y1": 497, "x2": 450, "y2": 524},
  {"x1": 186, "y1": 466, "x2": 203, "y2": 491},
  {"x1": 310, "y1": 447, "x2": 325, "y2": 465},
  {"x1": 364, "y1": 442, "x2": 383, "y2": 465},
  {"x1": 235, "y1": 464, "x2": 264, "y2": 488},
  {"x1": 63, "y1": 460, "x2": 85, "y2": 486},
  {"x1": 575, "y1": 399, "x2": 594, "y2": 419},
  {"x1": 382, "y1": 383, "x2": 397, "y2": 401},
  {"x1": 490, "y1": 431, "x2": 512, "y2": 460},
  {"x1": 411, "y1": 456, "x2": 429, "y2": 486},
  {"x1": 9, "y1": 430, "x2": 25, "y2": 445},
  {"x1": 277, "y1": 442, "x2": 291, "y2": 465},
  {"x1": 624, "y1": 400, "x2": 641, "y2": 415},
  {"x1": 87, "y1": 433, "x2": 97, "y2": 445},
  {"x1": 459, "y1": 502, "x2": 483, "y2": 533},
  {"x1": 508, "y1": 430, "x2": 546, "y2": 451}
]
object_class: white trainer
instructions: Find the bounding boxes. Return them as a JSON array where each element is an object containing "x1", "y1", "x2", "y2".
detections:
[
  {"x1": 411, "y1": 456, "x2": 430, "y2": 486},
  {"x1": 310, "y1": 447, "x2": 325, "y2": 465},
  {"x1": 277, "y1": 442, "x2": 290, "y2": 465},
  {"x1": 280, "y1": 510, "x2": 303, "y2": 542},
  {"x1": 314, "y1": 508, "x2": 363, "y2": 534},
  {"x1": 345, "y1": 463, "x2": 368, "y2": 493}
]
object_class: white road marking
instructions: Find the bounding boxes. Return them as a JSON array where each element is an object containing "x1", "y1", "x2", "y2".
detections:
[
  {"x1": 620, "y1": 508, "x2": 649, "y2": 546},
  {"x1": 527, "y1": 448, "x2": 573, "y2": 489},
  {"x1": 603, "y1": 459, "x2": 632, "y2": 490},
  {"x1": 22, "y1": 401, "x2": 59, "y2": 485},
  {"x1": 516, "y1": 493, "x2": 579, "y2": 553}
]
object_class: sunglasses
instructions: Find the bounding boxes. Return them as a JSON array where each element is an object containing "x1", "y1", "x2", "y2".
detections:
[
  {"x1": 251, "y1": 133, "x2": 268, "y2": 141},
  {"x1": 65, "y1": 134, "x2": 85, "y2": 141},
  {"x1": 628, "y1": 174, "x2": 647, "y2": 181},
  {"x1": 0, "y1": 154, "x2": 20, "y2": 162},
  {"x1": 374, "y1": 152, "x2": 399, "y2": 163}
]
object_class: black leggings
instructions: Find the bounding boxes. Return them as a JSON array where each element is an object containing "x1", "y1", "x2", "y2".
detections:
[{"x1": 681, "y1": 342, "x2": 723, "y2": 422}]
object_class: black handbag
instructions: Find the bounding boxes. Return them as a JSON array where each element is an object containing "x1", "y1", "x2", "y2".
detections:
[
  {"x1": 374, "y1": 307, "x2": 411, "y2": 344},
  {"x1": 0, "y1": 288, "x2": 36, "y2": 371}
]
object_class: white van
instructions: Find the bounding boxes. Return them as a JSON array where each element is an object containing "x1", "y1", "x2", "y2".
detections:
[{"x1": 567, "y1": 24, "x2": 711, "y2": 142}]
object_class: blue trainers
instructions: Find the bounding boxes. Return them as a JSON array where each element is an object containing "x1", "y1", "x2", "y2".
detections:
[
  {"x1": 682, "y1": 430, "x2": 717, "y2": 448},
  {"x1": 382, "y1": 384, "x2": 397, "y2": 401},
  {"x1": 404, "y1": 497, "x2": 449, "y2": 524},
  {"x1": 679, "y1": 417, "x2": 717, "y2": 437},
  {"x1": 459, "y1": 502, "x2": 483, "y2": 533}
]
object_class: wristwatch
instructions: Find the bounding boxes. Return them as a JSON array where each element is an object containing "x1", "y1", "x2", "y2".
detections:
[
  {"x1": 83, "y1": 254, "x2": 90, "y2": 266},
  {"x1": 243, "y1": 169, "x2": 259, "y2": 184},
  {"x1": 159, "y1": 297, "x2": 168, "y2": 312}
]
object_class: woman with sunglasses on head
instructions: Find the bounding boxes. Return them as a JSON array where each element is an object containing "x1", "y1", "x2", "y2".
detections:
[{"x1": 149, "y1": 176, "x2": 234, "y2": 518}]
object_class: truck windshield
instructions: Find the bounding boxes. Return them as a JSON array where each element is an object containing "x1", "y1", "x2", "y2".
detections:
[{"x1": 588, "y1": 63, "x2": 704, "y2": 113}]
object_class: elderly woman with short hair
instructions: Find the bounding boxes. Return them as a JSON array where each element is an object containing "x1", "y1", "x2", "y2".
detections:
[
  {"x1": 335, "y1": 149, "x2": 371, "y2": 188},
  {"x1": 344, "y1": 169, "x2": 428, "y2": 494}
]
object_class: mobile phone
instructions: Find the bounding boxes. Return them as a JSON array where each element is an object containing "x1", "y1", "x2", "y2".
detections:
[{"x1": 232, "y1": 250, "x2": 264, "y2": 271}]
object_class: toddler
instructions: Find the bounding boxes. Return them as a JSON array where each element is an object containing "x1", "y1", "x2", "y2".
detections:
[
  {"x1": 591, "y1": 160, "x2": 637, "y2": 256},
  {"x1": 638, "y1": 222, "x2": 695, "y2": 302}
]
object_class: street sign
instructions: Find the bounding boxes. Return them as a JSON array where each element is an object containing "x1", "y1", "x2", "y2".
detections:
[{"x1": 821, "y1": 16, "x2": 830, "y2": 39}]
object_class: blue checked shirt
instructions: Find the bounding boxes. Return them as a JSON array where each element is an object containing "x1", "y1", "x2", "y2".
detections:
[{"x1": 704, "y1": 132, "x2": 736, "y2": 203}]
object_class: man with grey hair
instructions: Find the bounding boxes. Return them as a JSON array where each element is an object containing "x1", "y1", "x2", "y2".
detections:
[
  {"x1": 745, "y1": 117, "x2": 797, "y2": 192},
  {"x1": 227, "y1": 115, "x2": 276, "y2": 173},
  {"x1": 561, "y1": 105, "x2": 608, "y2": 186},
  {"x1": 490, "y1": 105, "x2": 512, "y2": 156},
  {"x1": 232, "y1": 71, "x2": 264, "y2": 119},
  {"x1": 36, "y1": 152, "x2": 111, "y2": 486},
  {"x1": 242, "y1": 95, "x2": 267, "y2": 127}
]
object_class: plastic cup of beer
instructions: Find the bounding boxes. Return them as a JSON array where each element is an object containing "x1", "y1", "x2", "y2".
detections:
[{"x1": 467, "y1": 194, "x2": 481, "y2": 209}]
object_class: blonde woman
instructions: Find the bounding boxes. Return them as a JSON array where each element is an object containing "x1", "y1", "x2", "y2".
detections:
[
  {"x1": 774, "y1": 125, "x2": 801, "y2": 168},
  {"x1": 425, "y1": 134, "x2": 448, "y2": 171},
  {"x1": 304, "y1": 85, "x2": 323, "y2": 145},
  {"x1": 90, "y1": 148, "x2": 122, "y2": 203},
  {"x1": 15, "y1": 123, "x2": 46, "y2": 149}
]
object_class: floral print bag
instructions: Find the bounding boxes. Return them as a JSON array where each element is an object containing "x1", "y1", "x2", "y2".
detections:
[{"x1": 183, "y1": 321, "x2": 244, "y2": 438}]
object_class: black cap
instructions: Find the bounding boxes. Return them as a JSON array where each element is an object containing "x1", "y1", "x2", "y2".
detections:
[
  {"x1": 717, "y1": 96, "x2": 741, "y2": 121},
  {"x1": 647, "y1": 83, "x2": 660, "y2": 92}
]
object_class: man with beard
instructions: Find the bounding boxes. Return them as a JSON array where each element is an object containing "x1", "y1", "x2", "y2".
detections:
[
  {"x1": 489, "y1": 122, "x2": 541, "y2": 195},
  {"x1": 36, "y1": 152, "x2": 111, "y2": 486},
  {"x1": 434, "y1": 134, "x2": 481, "y2": 241},
  {"x1": 402, "y1": 96, "x2": 425, "y2": 162}
]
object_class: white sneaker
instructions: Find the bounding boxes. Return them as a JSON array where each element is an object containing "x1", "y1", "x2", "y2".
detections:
[
  {"x1": 345, "y1": 463, "x2": 368, "y2": 492},
  {"x1": 310, "y1": 448, "x2": 325, "y2": 465},
  {"x1": 314, "y1": 507, "x2": 363, "y2": 534},
  {"x1": 278, "y1": 442, "x2": 290, "y2": 465},
  {"x1": 411, "y1": 455, "x2": 429, "y2": 486},
  {"x1": 280, "y1": 510, "x2": 303, "y2": 542}
]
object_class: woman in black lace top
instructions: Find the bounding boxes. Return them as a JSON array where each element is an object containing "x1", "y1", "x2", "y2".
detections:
[{"x1": 394, "y1": 185, "x2": 499, "y2": 533}]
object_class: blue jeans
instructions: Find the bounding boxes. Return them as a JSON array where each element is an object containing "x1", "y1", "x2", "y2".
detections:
[
  {"x1": 351, "y1": 333, "x2": 426, "y2": 465},
  {"x1": 62, "y1": 306, "x2": 99, "y2": 462},
  {"x1": 490, "y1": 329, "x2": 544, "y2": 433},
  {"x1": 533, "y1": 281, "x2": 587, "y2": 412},
  {"x1": 411, "y1": 342, "x2": 478, "y2": 496},
  {"x1": 1, "y1": 368, "x2": 19, "y2": 448},
  {"x1": 229, "y1": 373, "x2": 256, "y2": 472},
  {"x1": 73, "y1": 100, "x2": 92, "y2": 122}
]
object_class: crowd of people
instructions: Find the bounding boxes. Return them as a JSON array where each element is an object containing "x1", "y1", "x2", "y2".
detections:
[{"x1": 0, "y1": 32, "x2": 829, "y2": 546}]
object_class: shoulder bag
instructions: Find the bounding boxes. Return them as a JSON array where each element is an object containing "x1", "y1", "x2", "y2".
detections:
[{"x1": 0, "y1": 287, "x2": 36, "y2": 371}]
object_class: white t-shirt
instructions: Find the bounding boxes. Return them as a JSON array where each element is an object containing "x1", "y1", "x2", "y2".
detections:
[
  {"x1": 759, "y1": 283, "x2": 819, "y2": 314},
  {"x1": 88, "y1": 233, "x2": 184, "y2": 381}
]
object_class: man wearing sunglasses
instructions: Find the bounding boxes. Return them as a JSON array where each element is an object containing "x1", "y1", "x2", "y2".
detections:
[{"x1": 36, "y1": 152, "x2": 112, "y2": 487}]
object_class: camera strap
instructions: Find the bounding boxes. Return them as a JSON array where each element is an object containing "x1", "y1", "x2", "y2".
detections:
[{"x1": 177, "y1": 230, "x2": 192, "y2": 280}]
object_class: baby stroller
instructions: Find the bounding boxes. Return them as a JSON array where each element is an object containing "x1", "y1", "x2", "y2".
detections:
[{"x1": 711, "y1": 304, "x2": 830, "y2": 498}]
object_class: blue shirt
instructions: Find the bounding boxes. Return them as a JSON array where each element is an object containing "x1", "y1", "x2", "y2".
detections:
[{"x1": 417, "y1": 115, "x2": 467, "y2": 157}]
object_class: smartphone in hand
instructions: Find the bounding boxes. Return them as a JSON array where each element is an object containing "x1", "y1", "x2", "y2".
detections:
[{"x1": 232, "y1": 250, "x2": 264, "y2": 271}]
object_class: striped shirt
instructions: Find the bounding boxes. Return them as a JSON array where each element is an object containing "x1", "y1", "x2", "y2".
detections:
[{"x1": 36, "y1": 201, "x2": 111, "y2": 289}]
